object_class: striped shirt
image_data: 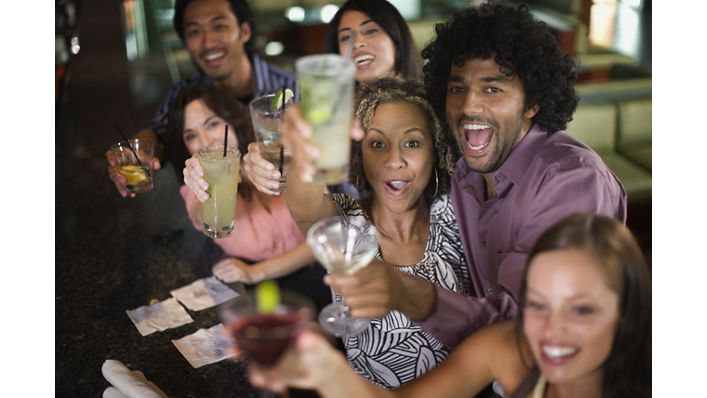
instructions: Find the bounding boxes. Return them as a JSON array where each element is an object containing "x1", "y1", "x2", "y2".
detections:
[{"x1": 148, "y1": 54, "x2": 297, "y2": 139}]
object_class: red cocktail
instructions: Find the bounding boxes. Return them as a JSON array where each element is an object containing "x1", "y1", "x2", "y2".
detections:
[{"x1": 221, "y1": 291, "x2": 314, "y2": 367}]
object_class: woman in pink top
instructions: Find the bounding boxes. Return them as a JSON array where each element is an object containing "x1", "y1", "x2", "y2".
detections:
[{"x1": 166, "y1": 84, "x2": 321, "y2": 286}]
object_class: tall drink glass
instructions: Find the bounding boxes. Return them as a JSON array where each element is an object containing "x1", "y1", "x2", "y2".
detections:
[
  {"x1": 249, "y1": 93, "x2": 290, "y2": 193},
  {"x1": 197, "y1": 144, "x2": 240, "y2": 238},
  {"x1": 295, "y1": 54, "x2": 355, "y2": 185}
]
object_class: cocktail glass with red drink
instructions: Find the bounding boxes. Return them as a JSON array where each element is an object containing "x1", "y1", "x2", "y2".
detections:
[{"x1": 220, "y1": 290, "x2": 315, "y2": 367}]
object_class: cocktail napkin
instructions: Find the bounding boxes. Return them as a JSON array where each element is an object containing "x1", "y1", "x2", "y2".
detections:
[
  {"x1": 171, "y1": 323, "x2": 238, "y2": 368},
  {"x1": 126, "y1": 297, "x2": 194, "y2": 336},
  {"x1": 170, "y1": 276, "x2": 239, "y2": 311},
  {"x1": 101, "y1": 359, "x2": 168, "y2": 398}
]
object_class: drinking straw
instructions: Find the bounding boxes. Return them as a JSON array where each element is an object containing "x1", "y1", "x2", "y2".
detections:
[
  {"x1": 223, "y1": 124, "x2": 228, "y2": 157},
  {"x1": 113, "y1": 123, "x2": 141, "y2": 163},
  {"x1": 278, "y1": 87, "x2": 287, "y2": 175}
]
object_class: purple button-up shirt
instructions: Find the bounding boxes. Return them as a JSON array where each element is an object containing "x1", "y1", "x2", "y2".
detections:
[{"x1": 418, "y1": 124, "x2": 627, "y2": 347}]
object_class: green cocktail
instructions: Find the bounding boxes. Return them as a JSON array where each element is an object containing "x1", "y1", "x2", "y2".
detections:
[
  {"x1": 197, "y1": 145, "x2": 240, "y2": 238},
  {"x1": 296, "y1": 54, "x2": 355, "y2": 185}
]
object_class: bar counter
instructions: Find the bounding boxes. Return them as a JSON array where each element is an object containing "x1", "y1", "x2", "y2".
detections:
[{"x1": 55, "y1": 2, "x2": 330, "y2": 395}]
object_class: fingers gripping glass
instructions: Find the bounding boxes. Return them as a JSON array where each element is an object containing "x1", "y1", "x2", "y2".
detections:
[{"x1": 306, "y1": 216, "x2": 379, "y2": 337}]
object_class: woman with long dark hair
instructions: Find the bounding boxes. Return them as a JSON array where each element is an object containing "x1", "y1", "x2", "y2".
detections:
[{"x1": 245, "y1": 213, "x2": 651, "y2": 398}]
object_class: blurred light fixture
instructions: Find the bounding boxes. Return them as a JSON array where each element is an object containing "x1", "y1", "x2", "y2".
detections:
[
  {"x1": 286, "y1": 6, "x2": 305, "y2": 23},
  {"x1": 320, "y1": 4, "x2": 339, "y2": 23},
  {"x1": 70, "y1": 35, "x2": 81, "y2": 55},
  {"x1": 264, "y1": 41, "x2": 284, "y2": 56}
]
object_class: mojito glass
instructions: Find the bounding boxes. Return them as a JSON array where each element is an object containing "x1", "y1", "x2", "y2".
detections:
[
  {"x1": 249, "y1": 93, "x2": 291, "y2": 192},
  {"x1": 197, "y1": 145, "x2": 240, "y2": 238},
  {"x1": 295, "y1": 54, "x2": 355, "y2": 185}
]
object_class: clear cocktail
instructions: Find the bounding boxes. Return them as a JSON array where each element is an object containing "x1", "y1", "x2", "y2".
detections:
[
  {"x1": 306, "y1": 216, "x2": 378, "y2": 336},
  {"x1": 197, "y1": 145, "x2": 240, "y2": 238},
  {"x1": 295, "y1": 54, "x2": 355, "y2": 185},
  {"x1": 249, "y1": 93, "x2": 291, "y2": 192}
]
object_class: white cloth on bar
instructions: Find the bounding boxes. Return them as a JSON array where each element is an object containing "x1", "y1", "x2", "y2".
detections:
[{"x1": 101, "y1": 359, "x2": 168, "y2": 398}]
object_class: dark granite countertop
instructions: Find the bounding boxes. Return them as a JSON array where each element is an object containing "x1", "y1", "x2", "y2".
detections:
[{"x1": 55, "y1": 2, "x2": 275, "y2": 396}]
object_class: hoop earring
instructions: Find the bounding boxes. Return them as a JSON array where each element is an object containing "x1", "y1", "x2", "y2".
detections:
[{"x1": 432, "y1": 169, "x2": 439, "y2": 198}]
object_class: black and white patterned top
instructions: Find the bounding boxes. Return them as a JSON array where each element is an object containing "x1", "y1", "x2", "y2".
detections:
[{"x1": 330, "y1": 193, "x2": 471, "y2": 389}]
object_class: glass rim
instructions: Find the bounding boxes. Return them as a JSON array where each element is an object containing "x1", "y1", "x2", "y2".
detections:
[
  {"x1": 295, "y1": 53, "x2": 354, "y2": 75},
  {"x1": 110, "y1": 137, "x2": 152, "y2": 150},
  {"x1": 197, "y1": 144, "x2": 241, "y2": 158}
]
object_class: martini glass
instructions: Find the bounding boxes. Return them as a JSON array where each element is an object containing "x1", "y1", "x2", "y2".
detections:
[
  {"x1": 306, "y1": 216, "x2": 379, "y2": 337},
  {"x1": 219, "y1": 290, "x2": 314, "y2": 368}
]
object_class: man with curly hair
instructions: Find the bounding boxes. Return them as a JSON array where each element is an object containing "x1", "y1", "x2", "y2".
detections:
[
  {"x1": 325, "y1": 2, "x2": 626, "y2": 350},
  {"x1": 400, "y1": 2, "x2": 627, "y2": 347}
]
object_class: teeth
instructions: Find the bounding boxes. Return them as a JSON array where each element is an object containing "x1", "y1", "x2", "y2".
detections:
[
  {"x1": 468, "y1": 141, "x2": 489, "y2": 151},
  {"x1": 204, "y1": 52, "x2": 224, "y2": 61},
  {"x1": 463, "y1": 123, "x2": 491, "y2": 130},
  {"x1": 542, "y1": 345, "x2": 578, "y2": 358},
  {"x1": 354, "y1": 55, "x2": 374, "y2": 65}
]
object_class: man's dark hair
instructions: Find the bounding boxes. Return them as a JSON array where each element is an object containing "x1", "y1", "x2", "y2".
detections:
[
  {"x1": 324, "y1": 0, "x2": 421, "y2": 81},
  {"x1": 173, "y1": 0, "x2": 257, "y2": 57},
  {"x1": 421, "y1": 2, "x2": 578, "y2": 134}
]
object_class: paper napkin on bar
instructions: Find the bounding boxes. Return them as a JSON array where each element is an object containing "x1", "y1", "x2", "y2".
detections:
[
  {"x1": 126, "y1": 297, "x2": 194, "y2": 336},
  {"x1": 170, "y1": 276, "x2": 239, "y2": 311},
  {"x1": 172, "y1": 323, "x2": 238, "y2": 368},
  {"x1": 101, "y1": 359, "x2": 168, "y2": 398}
]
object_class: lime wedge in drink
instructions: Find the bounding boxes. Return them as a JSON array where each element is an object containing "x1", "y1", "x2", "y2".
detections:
[
  {"x1": 255, "y1": 280, "x2": 280, "y2": 314},
  {"x1": 304, "y1": 105, "x2": 332, "y2": 125},
  {"x1": 271, "y1": 88, "x2": 294, "y2": 111},
  {"x1": 119, "y1": 165, "x2": 148, "y2": 185}
]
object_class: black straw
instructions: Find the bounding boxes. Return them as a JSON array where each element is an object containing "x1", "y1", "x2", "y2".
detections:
[
  {"x1": 223, "y1": 124, "x2": 228, "y2": 157},
  {"x1": 113, "y1": 123, "x2": 141, "y2": 163},
  {"x1": 278, "y1": 87, "x2": 286, "y2": 174}
]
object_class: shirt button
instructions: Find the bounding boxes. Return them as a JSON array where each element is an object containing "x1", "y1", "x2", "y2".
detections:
[
  {"x1": 487, "y1": 288, "x2": 495, "y2": 296},
  {"x1": 481, "y1": 240, "x2": 487, "y2": 248}
]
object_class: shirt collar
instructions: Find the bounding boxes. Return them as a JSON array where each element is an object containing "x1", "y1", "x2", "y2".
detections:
[
  {"x1": 497, "y1": 123, "x2": 546, "y2": 186},
  {"x1": 453, "y1": 123, "x2": 547, "y2": 201}
]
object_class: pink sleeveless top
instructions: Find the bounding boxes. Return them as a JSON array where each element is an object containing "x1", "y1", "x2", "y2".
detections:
[{"x1": 180, "y1": 185, "x2": 305, "y2": 262}]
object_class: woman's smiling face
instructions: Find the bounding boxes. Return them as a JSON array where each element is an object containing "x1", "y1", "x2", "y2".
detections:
[
  {"x1": 338, "y1": 10, "x2": 396, "y2": 83},
  {"x1": 523, "y1": 248, "x2": 620, "y2": 388},
  {"x1": 182, "y1": 98, "x2": 238, "y2": 155}
]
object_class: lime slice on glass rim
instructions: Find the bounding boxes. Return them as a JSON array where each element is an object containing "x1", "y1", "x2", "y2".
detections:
[
  {"x1": 271, "y1": 88, "x2": 294, "y2": 111},
  {"x1": 255, "y1": 280, "x2": 281, "y2": 314}
]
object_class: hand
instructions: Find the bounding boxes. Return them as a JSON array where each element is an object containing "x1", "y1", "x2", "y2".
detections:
[
  {"x1": 247, "y1": 329, "x2": 345, "y2": 393},
  {"x1": 280, "y1": 105, "x2": 365, "y2": 182},
  {"x1": 106, "y1": 149, "x2": 133, "y2": 198},
  {"x1": 212, "y1": 258, "x2": 264, "y2": 284},
  {"x1": 183, "y1": 155, "x2": 209, "y2": 202},
  {"x1": 242, "y1": 142, "x2": 282, "y2": 195},
  {"x1": 106, "y1": 145, "x2": 161, "y2": 199},
  {"x1": 326, "y1": 259, "x2": 404, "y2": 318}
]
